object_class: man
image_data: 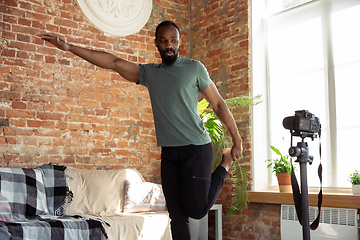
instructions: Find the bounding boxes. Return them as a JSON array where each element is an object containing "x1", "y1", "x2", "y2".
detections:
[{"x1": 40, "y1": 20, "x2": 242, "y2": 240}]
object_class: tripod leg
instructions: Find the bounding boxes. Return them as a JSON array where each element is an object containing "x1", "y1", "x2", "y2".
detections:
[{"x1": 300, "y1": 161, "x2": 310, "y2": 240}]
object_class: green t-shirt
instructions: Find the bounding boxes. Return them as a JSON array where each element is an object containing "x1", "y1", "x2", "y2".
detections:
[{"x1": 138, "y1": 57, "x2": 212, "y2": 147}]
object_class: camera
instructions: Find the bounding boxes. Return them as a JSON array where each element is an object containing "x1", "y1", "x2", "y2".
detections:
[{"x1": 283, "y1": 110, "x2": 320, "y2": 139}]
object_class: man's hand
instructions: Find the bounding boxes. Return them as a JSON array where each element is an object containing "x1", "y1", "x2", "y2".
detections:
[
  {"x1": 39, "y1": 34, "x2": 70, "y2": 51},
  {"x1": 231, "y1": 140, "x2": 243, "y2": 162}
]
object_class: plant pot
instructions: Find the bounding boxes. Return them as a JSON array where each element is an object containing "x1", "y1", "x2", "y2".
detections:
[
  {"x1": 277, "y1": 173, "x2": 292, "y2": 193},
  {"x1": 352, "y1": 185, "x2": 360, "y2": 195}
]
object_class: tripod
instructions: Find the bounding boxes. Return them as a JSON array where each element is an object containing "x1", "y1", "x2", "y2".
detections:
[{"x1": 289, "y1": 138, "x2": 313, "y2": 240}]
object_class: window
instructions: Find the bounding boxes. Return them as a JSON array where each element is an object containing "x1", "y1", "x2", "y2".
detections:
[{"x1": 251, "y1": 0, "x2": 360, "y2": 191}]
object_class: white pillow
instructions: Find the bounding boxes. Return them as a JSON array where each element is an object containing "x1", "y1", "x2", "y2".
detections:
[
  {"x1": 65, "y1": 168, "x2": 144, "y2": 215},
  {"x1": 0, "y1": 193, "x2": 11, "y2": 221},
  {"x1": 123, "y1": 180, "x2": 166, "y2": 213}
]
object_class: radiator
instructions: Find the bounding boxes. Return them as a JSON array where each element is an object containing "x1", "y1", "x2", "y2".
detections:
[{"x1": 281, "y1": 204, "x2": 358, "y2": 239}]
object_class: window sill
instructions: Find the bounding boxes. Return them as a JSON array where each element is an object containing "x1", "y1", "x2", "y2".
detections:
[{"x1": 248, "y1": 191, "x2": 360, "y2": 209}]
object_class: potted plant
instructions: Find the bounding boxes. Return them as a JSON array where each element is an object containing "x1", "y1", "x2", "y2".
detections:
[
  {"x1": 199, "y1": 94, "x2": 262, "y2": 214},
  {"x1": 348, "y1": 169, "x2": 360, "y2": 195},
  {"x1": 266, "y1": 145, "x2": 293, "y2": 193}
]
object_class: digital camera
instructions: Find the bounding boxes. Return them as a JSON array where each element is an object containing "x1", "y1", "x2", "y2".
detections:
[{"x1": 283, "y1": 110, "x2": 320, "y2": 138}]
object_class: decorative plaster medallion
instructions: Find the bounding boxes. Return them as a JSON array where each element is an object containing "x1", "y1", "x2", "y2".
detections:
[{"x1": 75, "y1": 0, "x2": 152, "y2": 37}]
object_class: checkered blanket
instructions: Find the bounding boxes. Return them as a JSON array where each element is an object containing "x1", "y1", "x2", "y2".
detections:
[{"x1": 0, "y1": 163, "x2": 106, "y2": 240}]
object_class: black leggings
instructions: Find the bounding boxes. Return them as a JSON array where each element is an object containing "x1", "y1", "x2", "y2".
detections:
[{"x1": 161, "y1": 143, "x2": 228, "y2": 240}]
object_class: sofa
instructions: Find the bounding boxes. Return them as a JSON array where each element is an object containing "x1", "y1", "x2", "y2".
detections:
[{"x1": 0, "y1": 163, "x2": 172, "y2": 240}]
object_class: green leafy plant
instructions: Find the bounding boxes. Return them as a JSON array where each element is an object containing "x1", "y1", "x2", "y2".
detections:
[
  {"x1": 266, "y1": 145, "x2": 292, "y2": 176},
  {"x1": 348, "y1": 170, "x2": 360, "y2": 185},
  {"x1": 199, "y1": 95, "x2": 262, "y2": 214}
]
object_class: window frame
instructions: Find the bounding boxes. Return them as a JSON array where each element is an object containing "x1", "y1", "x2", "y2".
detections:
[{"x1": 251, "y1": 0, "x2": 360, "y2": 192}]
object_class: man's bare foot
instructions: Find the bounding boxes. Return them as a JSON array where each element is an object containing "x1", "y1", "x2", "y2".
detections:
[{"x1": 219, "y1": 148, "x2": 233, "y2": 172}]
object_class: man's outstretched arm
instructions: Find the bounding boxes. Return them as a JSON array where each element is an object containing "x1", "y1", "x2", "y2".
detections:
[{"x1": 39, "y1": 34, "x2": 139, "y2": 83}]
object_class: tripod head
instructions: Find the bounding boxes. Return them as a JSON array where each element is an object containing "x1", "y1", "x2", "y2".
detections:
[{"x1": 289, "y1": 140, "x2": 314, "y2": 165}]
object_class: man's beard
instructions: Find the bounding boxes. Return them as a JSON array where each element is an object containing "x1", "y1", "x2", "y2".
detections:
[{"x1": 159, "y1": 47, "x2": 180, "y2": 65}]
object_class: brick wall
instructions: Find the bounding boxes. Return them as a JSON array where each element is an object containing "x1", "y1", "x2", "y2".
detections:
[
  {"x1": 1, "y1": 0, "x2": 283, "y2": 239},
  {"x1": 0, "y1": 0, "x2": 190, "y2": 183},
  {"x1": 209, "y1": 203, "x2": 281, "y2": 240}
]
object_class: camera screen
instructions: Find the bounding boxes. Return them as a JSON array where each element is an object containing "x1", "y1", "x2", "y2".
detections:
[{"x1": 299, "y1": 119, "x2": 311, "y2": 131}]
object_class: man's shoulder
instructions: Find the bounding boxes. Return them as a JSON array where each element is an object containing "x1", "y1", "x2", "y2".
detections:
[
  {"x1": 180, "y1": 57, "x2": 200, "y2": 65},
  {"x1": 139, "y1": 62, "x2": 160, "y2": 67}
]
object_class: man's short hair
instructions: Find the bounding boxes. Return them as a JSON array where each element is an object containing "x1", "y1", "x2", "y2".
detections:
[{"x1": 155, "y1": 21, "x2": 181, "y2": 39}]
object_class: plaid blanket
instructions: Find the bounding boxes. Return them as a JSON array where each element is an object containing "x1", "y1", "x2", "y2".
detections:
[
  {"x1": 34, "y1": 163, "x2": 70, "y2": 216},
  {"x1": 0, "y1": 163, "x2": 105, "y2": 240}
]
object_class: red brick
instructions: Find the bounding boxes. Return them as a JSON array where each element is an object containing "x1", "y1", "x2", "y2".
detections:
[
  {"x1": 43, "y1": 104, "x2": 56, "y2": 111},
  {"x1": 27, "y1": 120, "x2": 42, "y2": 127},
  {"x1": 59, "y1": 58, "x2": 70, "y2": 65},
  {"x1": 69, "y1": 123, "x2": 81, "y2": 130},
  {"x1": 38, "y1": 112, "x2": 64, "y2": 121},
  {"x1": 17, "y1": 34, "x2": 31, "y2": 43},
  {"x1": 67, "y1": 90, "x2": 79, "y2": 98},
  {"x1": 2, "y1": 49, "x2": 16, "y2": 57},
  {"x1": 57, "y1": 104, "x2": 70, "y2": 113},
  {"x1": 64, "y1": 155, "x2": 75, "y2": 164},
  {"x1": 39, "y1": 138, "x2": 51, "y2": 146},
  {"x1": 68, "y1": 138, "x2": 81, "y2": 147},
  {"x1": 4, "y1": 0, "x2": 17, "y2": 7},
  {"x1": 95, "y1": 109, "x2": 107, "y2": 116},
  {"x1": 7, "y1": 109, "x2": 35, "y2": 118},
  {"x1": 64, "y1": 147, "x2": 88, "y2": 155},
  {"x1": 17, "y1": 51, "x2": 30, "y2": 59},
  {"x1": 12, "y1": 101, "x2": 27, "y2": 109},
  {"x1": 10, "y1": 118, "x2": 26, "y2": 127},
  {"x1": 92, "y1": 124, "x2": 106, "y2": 132},
  {"x1": 77, "y1": 100, "x2": 100, "y2": 108},
  {"x1": 42, "y1": 121, "x2": 55, "y2": 128},
  {"x1": 0, "y1": 109, "x2": 5, "y2": 117},
  {"x1": 54, "y1": 17, "x2": 78, "y2": 28},
  {"x1": 4, "y1": 127, "x2": 33, "y2": 136},
  {"x1": 89, "y1": 116, "x2": 110, "y2": 124},
  {"x1": 4, "y1": 137, "x2": 19, "y2": 144},
  {"x1": 80, "y1": 123, "x2": 91, "y2": 131},
  {"x1": 55, "y1": 121, "x2": 68, "y2": 130},
  {"x1": 46, "y1": 24, "x2": 60, "y2": 32},
  {"x1": 3, "y1": 153, "x2": 19, "y2": 163},
  {"x1": 45, "y1": 55, "x2": 56, "y2": 64},
  {"x1": 65, "y1": 115, "x2": 89, "y2": 123},
  {"x1": 23, "y1": 137, "x2": 37, "y2": 145},
  {"x1": 34, "y1": 129, "x2": 62, "y2": 137},
  {"x1": 11, "y1": 66, "x2": 26, "y2": 76}
]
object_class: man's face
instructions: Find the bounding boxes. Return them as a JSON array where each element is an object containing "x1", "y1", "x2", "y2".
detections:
[{"x1": 155, "y1": 25, "x2": 181, "y2": 65}]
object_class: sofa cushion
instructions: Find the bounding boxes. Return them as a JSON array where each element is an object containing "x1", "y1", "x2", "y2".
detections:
[
  {"x1": 65, "y1": 167, "x2": 144, "y2": 215},
  {"x1": 80, "y1": 212, "x2": 172, "y2": 240},
  {"x1": 0, "y1": 167, "x2": 49, "y2": 217},
  {"x1": 123, "y1": 180, "x2": 166, "y2": 213},
  {"x1": 0, "y1": 193, "x2": 11, "y2": 221}
]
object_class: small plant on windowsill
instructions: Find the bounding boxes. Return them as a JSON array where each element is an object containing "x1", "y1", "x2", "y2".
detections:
[
  {"x1": 348, "y1": 169, "x2": 360, "y2": 195},
  {"x1": 266, "y1": 145, "x2": 294, "y2": 193}
]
